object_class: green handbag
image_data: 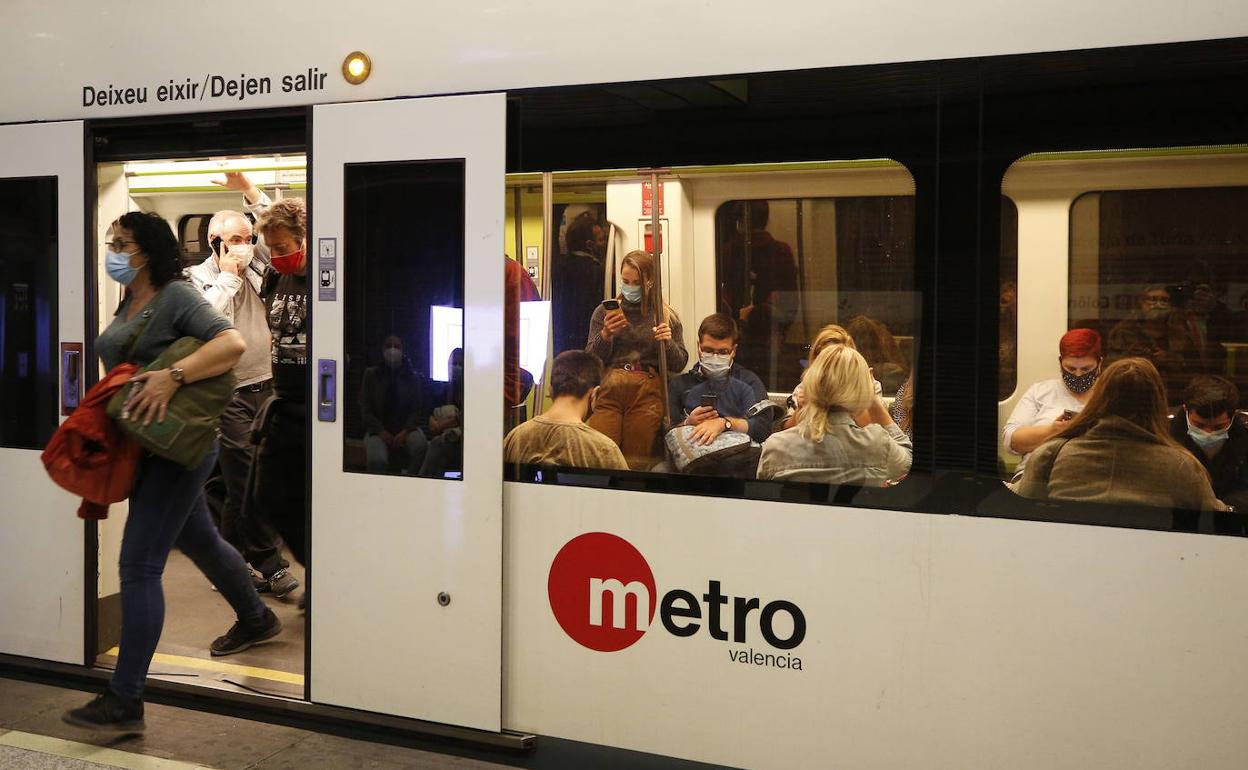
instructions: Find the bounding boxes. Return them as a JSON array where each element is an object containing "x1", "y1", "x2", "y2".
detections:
[{"x1": 106, "y1": 336, "x2": 236, "y2": 469}]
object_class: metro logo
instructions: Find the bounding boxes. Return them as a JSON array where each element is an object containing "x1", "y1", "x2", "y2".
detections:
[
  {"x1": 548, "y1": 532, "x2": 808, "y2": 665},
  {"x1": 548, "y1": 533, "x2": 657, "y2": 651}
]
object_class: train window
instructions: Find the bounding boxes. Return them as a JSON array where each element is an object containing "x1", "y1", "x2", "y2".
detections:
[
  {"x1": 0, "y1": 177, "x2": 58, "y2": 450},
  {"x1": 341, "y1": 160, "x2": 465, "y2": 479},
  {"x1": 504, "y1": 163, "x2": 920, "y2": 503},
  {"x1": 177, "y1": 213, "x2": 212, "y2": 264},
  {"x1": 1000, "y1": 149, "x2": 1248, "y2": 524},
  {"x1": 999, "y1": 197, "x2": 1018, "y2": 401},
  {"x1": 715, "y1": 196, "x2": 916, "y2": 395}
]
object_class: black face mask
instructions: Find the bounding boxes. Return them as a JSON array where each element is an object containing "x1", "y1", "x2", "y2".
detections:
[{"x1": 1062, "y1": 367, "x2": 1099, "y2": 394}]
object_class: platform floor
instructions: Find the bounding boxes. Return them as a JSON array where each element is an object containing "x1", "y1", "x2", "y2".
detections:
[{"x1": 0, "y1": 677, "x2": 513, "y2": 770}]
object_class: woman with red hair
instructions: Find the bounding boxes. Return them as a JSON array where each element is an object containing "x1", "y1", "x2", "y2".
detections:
[{"x1": 1002, "y1": 328, "x2": 1103, "y2": 483}]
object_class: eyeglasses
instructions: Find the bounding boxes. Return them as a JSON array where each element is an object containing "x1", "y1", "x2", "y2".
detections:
[{"x1": 106, "y1": 238, "x2": 138, "y2": 252}]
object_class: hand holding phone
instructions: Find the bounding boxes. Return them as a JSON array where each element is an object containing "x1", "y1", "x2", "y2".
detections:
[{"x1": 700, "y1": 393, "x2": 719, "y2": 409}]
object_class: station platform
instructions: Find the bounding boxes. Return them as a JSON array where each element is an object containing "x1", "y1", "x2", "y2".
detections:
[{"x1": 0, "y1": 676, "x2": 512, "y2": 770}]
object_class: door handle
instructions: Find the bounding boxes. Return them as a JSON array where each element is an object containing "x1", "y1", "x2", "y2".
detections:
[
  {"x1": 61, "y1": 342, "x2": 83, "y2": 415},
  {"x1": 317, "y1": 359, "x2": 336, "y2": 422}
]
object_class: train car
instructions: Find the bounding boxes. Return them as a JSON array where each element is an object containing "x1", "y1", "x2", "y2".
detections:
[{"x1": 2, "y1": 4, "x2": 1248, "y2": 768}]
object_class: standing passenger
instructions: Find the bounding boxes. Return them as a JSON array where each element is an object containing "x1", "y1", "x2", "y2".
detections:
[
  {"x1": 250, "y1": 199, "x2": 309, "y2": 575},
  {"x1": 185, "y1": 210, "x2": 296, "y2": 597},
  {"x1": 551, "y1": 211, "x2": 607, "y2": 356},
  {"x1": 586, "y1": 250, "x2": 688, "y2": 469},
  {"x1": 63, "y1": 212, "x2": 277, "y2": 733}
]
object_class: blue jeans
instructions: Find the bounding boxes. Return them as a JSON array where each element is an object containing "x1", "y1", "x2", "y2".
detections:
[{"x1": 111, "y1": 443, "x2": 267, "y2": 699}]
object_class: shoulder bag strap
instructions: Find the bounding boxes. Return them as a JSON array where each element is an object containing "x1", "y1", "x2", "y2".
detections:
[{"x1": 121, "y1": 290, "x2": 160, "y2": 364}]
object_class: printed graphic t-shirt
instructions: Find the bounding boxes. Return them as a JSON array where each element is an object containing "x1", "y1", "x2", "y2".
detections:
[{"x1": 266, "y1": 272, "x2": 308, "y2": 402}]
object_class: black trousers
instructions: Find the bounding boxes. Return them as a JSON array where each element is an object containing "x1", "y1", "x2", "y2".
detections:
[
  {"x1": 251, "y1": 399, "x2": 307, "y2": 566},
  {"x1": 218, "y1": 381, "x2": 289, "y2": 578}
]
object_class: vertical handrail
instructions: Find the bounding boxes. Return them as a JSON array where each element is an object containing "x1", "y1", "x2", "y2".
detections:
[
  {"x1": 533, "y1": 172, "x2": 554, "y2": 415},
  {"x1": 647, "y1": 170, "x2": 671, "y2": 430}
]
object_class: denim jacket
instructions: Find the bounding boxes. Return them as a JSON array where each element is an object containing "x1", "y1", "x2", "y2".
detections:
[{"x1": 757, "y1": 411, "x2": 912, "y2": 485}]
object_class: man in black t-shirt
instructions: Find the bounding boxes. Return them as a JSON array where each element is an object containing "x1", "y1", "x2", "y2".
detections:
[{"x1": 250, "y1": 198, "x2": 309, "y2": 573}]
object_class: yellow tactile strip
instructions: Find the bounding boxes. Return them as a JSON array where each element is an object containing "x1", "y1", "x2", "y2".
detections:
[
  {"x1": 101, "y1": 648, "x2": 304, "y2": 686},
  {"x1": 0, "y1": 730, "x2": 217, "y2": 769}
]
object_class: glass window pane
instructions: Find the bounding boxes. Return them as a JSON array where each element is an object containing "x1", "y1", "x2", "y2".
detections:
[
  {"x1": 0, "y1": 176, "x2": 58, "y2": 449},
  {"x1": 999, "y1": 197, "x2": 1018, "y2": 400},
  {"x1": 342, "y1": 160, "x2": 464, "y2": 479}
]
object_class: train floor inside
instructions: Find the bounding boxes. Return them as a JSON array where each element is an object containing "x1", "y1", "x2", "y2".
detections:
[
  {"x1": 0, "y1": 676, "x2": 514, "y2": 770},
  {"x1": 95, "y1": 550, "x2": 306, "y2": 701}
]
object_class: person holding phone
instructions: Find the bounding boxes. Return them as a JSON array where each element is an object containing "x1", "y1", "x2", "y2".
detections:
[
  {"x1": 668, "y1": 313, "x2": 779, "y2": 455},
  {"x1": 586, "y1": 250, "x2": 688, "y2": 469},
  {"x1": 1002, "y1": 328, "x2": 1102, "y2": 484}
]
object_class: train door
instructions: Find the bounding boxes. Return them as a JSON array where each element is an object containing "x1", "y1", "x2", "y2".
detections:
[
  {"x1": 0, "y1": 121, "x2": 86, "y2": 664},
  {"x1": 309, "y1": 94, "x2": 505, "y2": 729}
]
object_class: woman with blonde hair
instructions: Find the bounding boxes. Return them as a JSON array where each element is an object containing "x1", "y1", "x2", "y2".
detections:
[
  {"x1": 781, "y1": 323, "x2": 880, "y2": 431},
  {"x1": 758, "y1": 345, "x2": 912, "y2": 484},
  {"x1": 586, "y1": 250, "x2": 688, "y2": 469},
  {"x1": 1015, "y1": 357, "x2": 1227, "y2": 510}
]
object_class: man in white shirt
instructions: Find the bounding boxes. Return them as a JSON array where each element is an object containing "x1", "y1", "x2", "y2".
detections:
[{"x1": 185, "y1": 194, "x2": 297, "y2": 598}]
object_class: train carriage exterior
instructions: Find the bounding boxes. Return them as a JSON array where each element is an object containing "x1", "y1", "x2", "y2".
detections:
[{"x1": 2, "y1": 3, "x2": 1248, "y2": 768}]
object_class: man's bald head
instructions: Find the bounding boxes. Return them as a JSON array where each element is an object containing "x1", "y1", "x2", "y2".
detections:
[{"x1": 207, "y1": 210, "x2": 253, "y2": 258}]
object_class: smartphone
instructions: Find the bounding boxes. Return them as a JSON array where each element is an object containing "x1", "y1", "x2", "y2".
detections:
[
  {"x1": 1060, "y1": 409, "x2": 1077, "y2": 420},
  {"x1": 602, "y1": 299, "x2": 621, "y2": 311},
  {"x1": 700, "y1": 393, "x2": 719, "y2": 408}
]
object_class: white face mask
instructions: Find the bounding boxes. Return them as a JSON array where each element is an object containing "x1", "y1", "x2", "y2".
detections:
[
  {"x1": 227, "y1": 243, "x2": 254, "y2": 271},
  {"x1": 699, "y1": 353, "x2": 732, "y2": 379},
  {"x1": 383, "y1": 347, "x2": 403, "y2": 368},
  {"x1": 1186, "y1": 412, "x2": 1231, "y2": 449}
]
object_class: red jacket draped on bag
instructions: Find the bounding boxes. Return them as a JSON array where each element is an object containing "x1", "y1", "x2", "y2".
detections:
[{"x1": 41, "y1": 363, "x2": 142, "y2": 520}]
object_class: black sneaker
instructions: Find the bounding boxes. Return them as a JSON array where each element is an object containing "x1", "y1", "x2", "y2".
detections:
[
  {"x1": 210, "y1": 608, "x2": 282, "y2": 656},
  {"x1": 267, "y1": 568, "x2": 299, "y2": 599},
  {"x1": 62, "y1": 691, "x2": 145, "y2": 734}
]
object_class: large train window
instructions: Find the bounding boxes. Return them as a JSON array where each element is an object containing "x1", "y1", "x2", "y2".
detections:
[
  {"x1": 504, "y1": 162, "x2": 921, "y2": 502},
  {"x1": 341, "y1": 160, "x2": 465, "y2": 479},
  {"x1": 0, "y1": 177, "x2": 58, "y2": 450},
  {"x1": 999, "y1": 148, "x2": 1248, "y2": 525}
]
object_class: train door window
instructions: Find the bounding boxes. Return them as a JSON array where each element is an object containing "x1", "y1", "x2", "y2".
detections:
[
  {"x1": 999, "y1": 197, "x2": 1019, "y2": 401},
  {"x1": 0, "y1": 177, "x2": 58, "y2": 450},
  {"x1": 341, "y1": 160, "x2": 465, "y2": 479}
]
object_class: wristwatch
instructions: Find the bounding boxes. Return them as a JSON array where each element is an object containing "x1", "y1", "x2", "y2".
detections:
[
  {"x1": 723, "y1": 417, "x2": 733, "y2": 432},
  {"x1": 169, "y1": 367, "x2": 186, "y2": 385}
]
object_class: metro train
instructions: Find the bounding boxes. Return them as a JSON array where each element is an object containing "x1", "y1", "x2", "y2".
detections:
[{"x1": 2, "y1": 4, "x2": 1248, "y2": 769}]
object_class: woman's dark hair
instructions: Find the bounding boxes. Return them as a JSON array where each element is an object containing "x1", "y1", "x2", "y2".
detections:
[{"x1": 115, "y1": 211, "x2": 182, "y2": 287}]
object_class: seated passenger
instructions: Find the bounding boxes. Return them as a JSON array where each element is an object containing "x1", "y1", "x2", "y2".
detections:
[
  {"x1": 757, "y1": 346, "x2": 912, "y2": 485},
  {"x1": 1002, "y1": 328, "x2": 1102, "y2": 483},
  {"x1": 781, "y1": 324, "x2": 876, "y2": 431},
  {"x1": 1014, "y1": 358, "x2": 1227, "y2": 511},
  {"x1": 668, "y1": 313, "x2": 778, "y2": 447},
  {"x1": 586, "y1": 250, "x2": 688, "y2": 469},
  {"x1": 889, "y1": 368, "x2": 916, "y2": 442},
  {"x1": 359, "y1": 334, "x2": 429, "y2": 475},
  {"x1": 503, "y1": 351, "x2": 628, "y2": 470},
  {"x1": 1171, "y1": 375, "x2": 1248, "y2": 511},
  {"x1": 844, "y1": 314, "x2": 908, "y2": 394},
  {"x1": 1106, "y1": 284, "x2": 1196, "y2": 400},
  {"x1": 419, "y1": 348, "x2": 464, "y2": 479}
]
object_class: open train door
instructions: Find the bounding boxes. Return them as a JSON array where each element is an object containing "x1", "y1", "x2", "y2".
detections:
[
  {"x1": 310, "y1": 94, "x2": 505, "y2": 729},
  {"x1": 0, "y1": 121, "x2": 87, "y2": 664}
]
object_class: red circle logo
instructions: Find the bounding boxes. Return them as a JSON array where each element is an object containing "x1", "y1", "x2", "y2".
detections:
[{"x1": 548, "y1": 532, "x2": 656, "y2": 652}]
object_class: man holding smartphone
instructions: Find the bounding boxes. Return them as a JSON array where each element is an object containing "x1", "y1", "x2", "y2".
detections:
[{"x1": 668, "y1": 313, "x2": 780, "y2": 450}]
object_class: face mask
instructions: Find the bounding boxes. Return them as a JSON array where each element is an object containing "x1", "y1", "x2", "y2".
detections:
[
  {"x1": 105, "y1": 248, "x2": 142, "y2": 286},
  {"x1": 271, "y1": 248, "x2": 304, "y2": 275},
  {"x1": 699, "y1": 353, "x2": 732, "y2": 379},
  {"x1": 227, "y1": 243, "x2": 254, "y2": 268},
  {"x1": 1187, "y1": 414, "x2": 1231, "y2": 449},
  {"x1": 1062, "y1": 366, "x2": 1099, "y2": 394},
  {"x1": 383, "y1": 347, "x2": 403, "y2": 368},
  {"x1": 620, "y1": 284, "x2": 643, "y2": 304}
]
